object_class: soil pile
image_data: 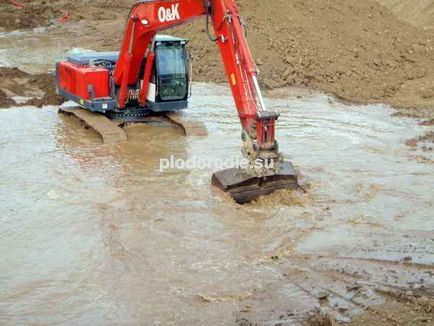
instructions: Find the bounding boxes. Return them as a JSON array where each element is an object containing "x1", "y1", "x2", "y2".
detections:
[
  {"x1": 90, "y1": 0, "x2": 434, "y2": 116},
  {"x1": 0, "y1": 89, "x2": 15, "y2": 107},
  {"x1": 0, "y1": 67, "x2": 63, "y2": 108},
  {"x1": 0, "y1": 0, "x2": 62, "y2": 31},
  {"x1": 171, "y1": 0, "x2": 434, "y2": 116},
  {"x1": 0, "y1": 0, "x2": 131, "y2": 32},
  {"x1": 27, "y1": 73, "x2": 64, "y2": 106}
]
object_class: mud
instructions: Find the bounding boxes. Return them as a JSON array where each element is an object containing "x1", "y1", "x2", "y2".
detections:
[
  {"x1": 348, "y1": 294, "x2": 434, "y2": 326},
  {"x1": 28, "y1": 73, "x2": 64, "y2": 107},
  {"x1": 0, "y1": 67, "x2": 63, "y2": 108},
  {"x1": 0, "y1": 89, "x2": 14, "y2": 107},
  {"x1": 0, "y1": 0, "x2": 129, "y2": 32},
  {"x1": 308, "y1": 311, "x2": 337, "y2": 326},
  {"x1": 0, "y1": 2, "x2": 51, "y2": 31}
]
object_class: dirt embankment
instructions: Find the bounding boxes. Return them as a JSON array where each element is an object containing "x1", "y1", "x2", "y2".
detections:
[
  {"x1": 1, "y1": 0, "x2": 434, "y2": 120},
  {"x1": 0, "y1": 0, "x2": 132, "y2": 31},
  {"x1": 59, "y1": 0, "x2": 434, "y2": 119},
  {"x1": 0, "y1": 67, "x2": 63, "y2": 108},
  {"x1": 171, "y1": 0, "x2": 434, "y2": 118},
  {"x1": 0, "y1": 0, "x2": 63, "y2": 31},
  {"x1": 0, "y1": 0, "x2": 133, "y2": 108}
]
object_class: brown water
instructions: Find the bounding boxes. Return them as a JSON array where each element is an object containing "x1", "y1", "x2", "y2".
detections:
[
  {"x1": 0, "y1": 24, "x2": 96, "y2": 74},
  {"x1": 0, "y1": 27, "x2": 433, "y2": 325}
]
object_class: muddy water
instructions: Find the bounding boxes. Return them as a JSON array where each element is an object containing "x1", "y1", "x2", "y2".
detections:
[
  {"x1": 0, "y1": 24, "x2": 96, "y2": 74},
  {"x1": 0, "y1": 83, "x2": 433, "y2": 325}
]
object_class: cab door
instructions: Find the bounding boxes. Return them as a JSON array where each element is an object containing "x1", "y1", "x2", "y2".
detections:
[{"x1": 155, "y1": 42, "x2": 189, "y2": 102}]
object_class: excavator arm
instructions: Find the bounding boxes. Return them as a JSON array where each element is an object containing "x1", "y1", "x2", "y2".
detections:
[
  {"x1": 115, "y1": 0, "x2": 275, "y2": 153},
  {"x1": 114, "y1": 0, "x2": 298, "y2": 203}
]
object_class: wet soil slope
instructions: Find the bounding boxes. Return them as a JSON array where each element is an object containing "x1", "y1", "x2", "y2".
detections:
[{"x1": 1, "y1": 0, "x2": 434, "y2": 117}]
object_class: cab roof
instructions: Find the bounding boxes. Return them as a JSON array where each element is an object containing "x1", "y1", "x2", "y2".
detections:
[{"x1": 156, "y1": 35, "x2": 188, "y2": 43}]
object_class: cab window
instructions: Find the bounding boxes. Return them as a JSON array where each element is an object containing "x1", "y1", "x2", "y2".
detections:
[
  {"x1": 156, "y1": 43, "x2": 188, "y2": 101},
  {"x1": 156, "y1": 44, "x2": 186, "y2": 77}
]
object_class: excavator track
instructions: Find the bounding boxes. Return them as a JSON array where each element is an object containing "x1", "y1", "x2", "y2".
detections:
[
  {"x1": 161, "y1": 112, "x2": 208, "y2": 137},
  {"x1": 59, "y1": 107, "x2": 128, "y2": 143},
  {"x1": 59, "y1": 105, "x2": 207, "y2": 143}
]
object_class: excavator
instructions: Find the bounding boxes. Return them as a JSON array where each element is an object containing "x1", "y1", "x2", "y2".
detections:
[{"x1": 55, "y1": 0, "x2": 299, "y2": 203}]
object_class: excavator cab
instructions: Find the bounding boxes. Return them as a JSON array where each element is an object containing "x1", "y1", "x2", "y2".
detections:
[
  {"x1": 56, "y1": 35, "x2": 190, "y2": 118},
  {"x1": 154, "y1": 36, "x2": 189, "y2": 103},
  {"x1": 148, "y1": 35, "x2": 190, "y2": 112}
]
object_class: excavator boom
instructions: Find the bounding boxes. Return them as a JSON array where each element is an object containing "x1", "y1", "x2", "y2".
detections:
[{"x1": 115, "y1": 0, "x2": 260, "y2": 131}]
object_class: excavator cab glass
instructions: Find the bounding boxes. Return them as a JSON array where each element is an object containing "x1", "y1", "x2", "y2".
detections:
[{"x1": 155, "y1": 37, "x2": 189, "y2": 102}]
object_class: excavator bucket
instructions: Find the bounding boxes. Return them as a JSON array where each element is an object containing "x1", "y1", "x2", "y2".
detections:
[{"x1": 212, "y1": 161, "x2": 299, "y2": 204}]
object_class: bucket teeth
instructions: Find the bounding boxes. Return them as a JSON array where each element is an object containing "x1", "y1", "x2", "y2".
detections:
[{"x1": 211, "y1": 161, "x2": 299, "y2": 204}]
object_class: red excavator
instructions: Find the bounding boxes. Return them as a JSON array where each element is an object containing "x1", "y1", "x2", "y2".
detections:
[{"x1": 55, "y1": 0, "x2": 299, "y2": 203}]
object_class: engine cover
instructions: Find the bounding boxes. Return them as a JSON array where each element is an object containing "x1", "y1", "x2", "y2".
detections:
[{"x1": 57, "y1": 62, "x2": 110, "y2": 101}]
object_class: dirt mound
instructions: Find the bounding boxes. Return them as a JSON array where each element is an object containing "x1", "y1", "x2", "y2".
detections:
[
  {"x1": 168, "y1": 0, "x2": 434, "y2": 115},
  {"x1": 0, "y1": 67, "x2": 28, "y2": 79},
  {"x1": 0, "y1": 89, "x2": 15, "y2": 107},
  {"x1": 1, "y1": 0, "x2": 434, "y2": 117},
  {"x1": 0, "y1": 67, "x2": 63, "y2": 108},
  {"x1": 308, "y1": 311, "x2": 337, "y2": 326},
  {"x1": 0, "y1": 1, "x2": 61, "y2": 31},
  {"x1": 28, "y1": 73, "x2": 64, "y2": 106},
  {"x1": 0, "y1": 0, "x2": 131, "y2": 32}
]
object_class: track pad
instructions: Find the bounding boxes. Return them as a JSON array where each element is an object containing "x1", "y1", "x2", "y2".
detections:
[{"x1": 211, "y1": 161, "x2": 299, "y2": 204}]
